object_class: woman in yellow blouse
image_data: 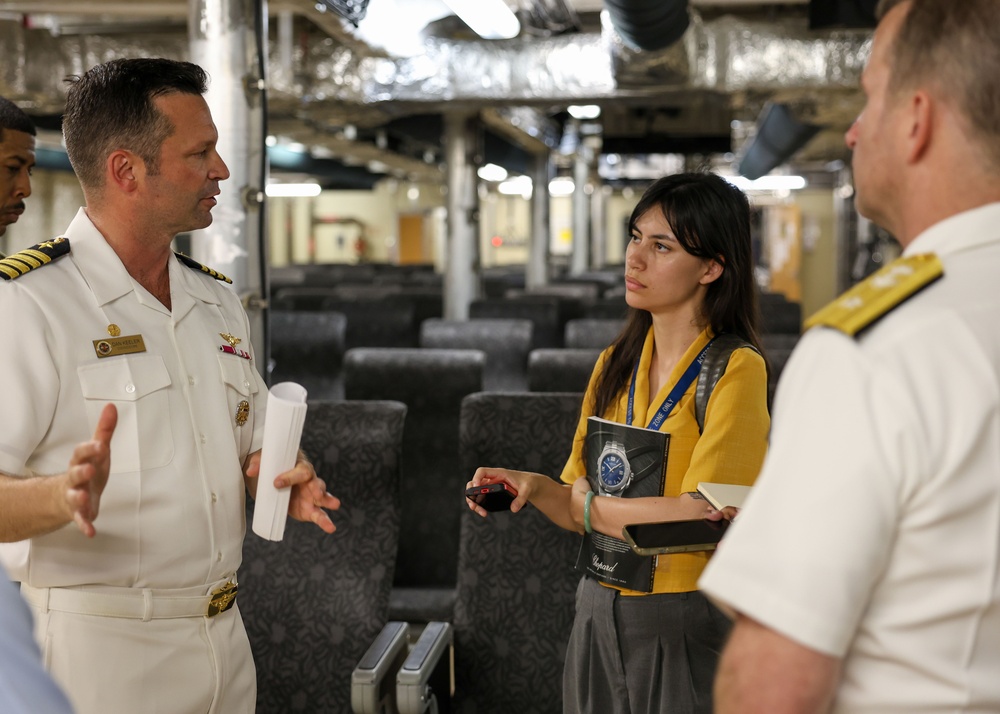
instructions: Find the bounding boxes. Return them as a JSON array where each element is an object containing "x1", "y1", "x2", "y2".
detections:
[{"x1": 467, "y1": 172, "x2": 770, "y2": 714}]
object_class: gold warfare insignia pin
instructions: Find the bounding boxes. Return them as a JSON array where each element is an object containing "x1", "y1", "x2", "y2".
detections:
[
  {"x1": 93, "y1": 334, "x2": 147, "y2": 358},
  {"x1": 235, "y1": 400, "x2": 250, "y2": 427},
  {"x1": 219, "y1": 333, "x2": 251, "y2": 360},
  {"x1": 107, "y1": 324, "x2": 121, "y2": 337}
]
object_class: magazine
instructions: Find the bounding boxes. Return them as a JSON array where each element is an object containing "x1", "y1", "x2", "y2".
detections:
[{"x1": 575, "y1": 416, "x2": 670, "y2": 593}]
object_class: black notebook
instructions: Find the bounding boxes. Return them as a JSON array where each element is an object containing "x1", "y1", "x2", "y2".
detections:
[{"x1": 575, "y1": 416, "x2": 670, "y2": 593}]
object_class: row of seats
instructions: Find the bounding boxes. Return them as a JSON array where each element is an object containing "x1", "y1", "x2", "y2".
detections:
[
  {"x1": 269, "y1": 263, "x2": 626, "y2": 303},
  {"x1": 271, "y1": 313, "x2": 801, "y2": 404},
  {"x1": 332, "y1": 338, "x2": 796, "y2": 610},
  {"x1": 270, "y1": 313, "x2": 614, "y2": 399},
  {"x1": 240, "y1": 392, "x2": 583, "y2": 713},
  {"x1": 271, "y1": 289, "x2": 630, "y2": 349},
  {"x1": 244, "y1": 301, "x2": 804, "y2": 711},
  {"x1": 270, "y1": 263, "x2": 801, "y2": 336}
]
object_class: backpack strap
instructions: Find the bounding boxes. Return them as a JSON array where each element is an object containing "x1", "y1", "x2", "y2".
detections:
[{"x1": 695, "y1": 333, "x2": 757, "y2": 434}]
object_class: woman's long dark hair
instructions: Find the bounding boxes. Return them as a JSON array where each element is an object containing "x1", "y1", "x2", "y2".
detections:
[{"x1": 592, "y1": 172, "x2": 765, "y2": 418}]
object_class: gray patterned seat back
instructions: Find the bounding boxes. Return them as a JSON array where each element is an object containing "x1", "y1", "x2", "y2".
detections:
[
  {"x1": 563, "y1": 317, "x2": 625, "y2": 349},
  {"x1": 240, "y1": 399, "x2": 407, "y2": 714},
  {"x1": 270, "y1": 310, "x2": 348, "y2": 400},
  {"x1": 343, "y1": 348, "x2": 486, "y2": 590},
  {"x1": 453, "y1": 392, "x2": 584, "y2": 714},
  {"x1": 528, "y1": 348, "x2": 601, "y2": 393},
  {"x1": 469, "y1": 297, "x2": 564, "y2": 349},
  {"x1": 320, "y1": 297, "x2": 419, "y2": 349},
  {"x1": 762, "y1": 332, "x2": 800, "y2": 405},
  {"x1": 759, "y1": 292, "x2": 803, "y2": 334},
  {"x1": 419, "y1": 318, "x2": 532, "y2": 392}
]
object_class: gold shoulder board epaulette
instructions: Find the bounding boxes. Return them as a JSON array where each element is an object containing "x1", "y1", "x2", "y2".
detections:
[
  {"x1": 804, "y1": 253, "x2": 943, "y2": 336},
  {"x1": 175, "y1": 252, "x2": 233, "y2": 284},
  {"x1": 0, "y1": 237, "x2": 71, "y2": 281}
]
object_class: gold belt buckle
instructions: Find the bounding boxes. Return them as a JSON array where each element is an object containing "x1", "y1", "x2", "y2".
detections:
[{"x1": 207, "y1": 581, "x2": 238, "y2": 617}]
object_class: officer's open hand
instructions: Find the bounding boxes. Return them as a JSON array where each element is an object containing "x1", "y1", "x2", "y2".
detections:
[
  {"x1": 244, "y1": 451, "x2": 341, "y2": 533},
  {"x1": 66, "y1": 403, "x2": 117, "y2": 538}
]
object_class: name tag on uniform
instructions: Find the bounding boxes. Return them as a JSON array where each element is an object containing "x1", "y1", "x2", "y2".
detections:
[{"x1": 93, "y1": 335, "x2": 147, "y2": 358}]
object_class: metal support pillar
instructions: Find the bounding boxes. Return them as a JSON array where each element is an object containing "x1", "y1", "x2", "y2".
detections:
[
  {"x1": 444, "y1": 112, "x2": 479, "y2": 320},
  {"x1": 189, "y1": 0, "x2": 268, "y2": 366},
  {"x1": 590, "y1": 184, "x2": 608, "y2": 269},
  {"x1": 570, "y1": 144, "x2": 591, "y2": 276},
  {"x1": 527, "y1": 151, "x2": 552, "y2": 288}
]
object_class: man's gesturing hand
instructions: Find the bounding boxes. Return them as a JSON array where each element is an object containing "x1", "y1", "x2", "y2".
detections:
[{"x1": 65, "y1": 403, "x2": 117, "y2": 538}]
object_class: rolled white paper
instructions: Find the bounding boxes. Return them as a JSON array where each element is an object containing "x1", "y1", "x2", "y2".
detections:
[{"x1": 252, "y1": 382, "x2": 308, "y2": 541}]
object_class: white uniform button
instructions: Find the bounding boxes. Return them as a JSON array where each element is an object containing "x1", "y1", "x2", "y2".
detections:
[
  {"x1": 188, "y1": 376, "x2": 196, "y2": 386},
  {"x1": 125, "y1": 383, "x2": 136, "y2": 394},
  {"x1": 217, "y1": 551, "x2": 223, "y2": 562},
  {"x1": 200, "y1": 434, "x2": 207, "y2": 444},
  {"x1": 211, "y1": 492, "x2": 218, "y2": 503},
  {"x1": 243, "y1": 380, "x2": 250, "y2": 390}
]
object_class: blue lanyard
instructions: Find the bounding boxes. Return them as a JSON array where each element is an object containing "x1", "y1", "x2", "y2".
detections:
[{"x1": 627, "y1": 338, "x2": 715, "y2": 429}]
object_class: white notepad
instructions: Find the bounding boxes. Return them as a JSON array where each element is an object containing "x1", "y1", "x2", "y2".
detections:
[
  {"x1": 696, "y1": 482, "x2": 751, "y2": 511},
  {"x1": 252, "y1": 382, "x2": 308, "y2": 541}
]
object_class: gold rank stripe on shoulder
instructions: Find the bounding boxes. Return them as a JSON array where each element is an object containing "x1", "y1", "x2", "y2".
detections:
[
  {"x1": 174, "y1": 252, "x2": 233, "y2": 284},
  {"x1": 0, "y1": 237, "x2": 71, "y2": 281},
  {"x1": 804, "y1": 253, "x2": 944, "y2": 336}
]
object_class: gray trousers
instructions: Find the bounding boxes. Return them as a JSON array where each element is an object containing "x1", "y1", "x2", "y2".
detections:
[{"x1": 562, "y1": 576, "x2": 731, "y2": 714}]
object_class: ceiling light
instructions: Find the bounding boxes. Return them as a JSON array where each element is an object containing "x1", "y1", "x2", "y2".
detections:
[
  {"x1": 265, "y1": 183, "x2": 322, "y2": 197},
  {"x1": 724, "y1": 175, "x2": 807, "y2": 192},
  {"x1": 477, "y1": 163, "x2": 508, "y2": 182},
  {"x1": 549, "y1": 177, "x2": 575, "y2": 196},
  {"x1": 498, "y1": 175, "x2": 532, "y2": 198},
  {"x1": 567, "y1": 105, "x2": 601, "y2": 120},
  {"x1": 441, "y1": 0, "x2": 520, "y2": 40}
]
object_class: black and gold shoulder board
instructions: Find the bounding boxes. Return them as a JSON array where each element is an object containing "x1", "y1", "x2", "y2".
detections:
[
  {"x1": 0, "y1": 237, "x2": 71, "y2": 281},
  {"x1": 175, "y1": 252, "x2": 233, "y2": 284},
  {"x1": 804, "y1": 253, "x2": 943, "y2": 336}
]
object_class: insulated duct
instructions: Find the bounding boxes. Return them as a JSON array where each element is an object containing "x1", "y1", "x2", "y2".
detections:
[
  {"x1": 603, "y1": 0, "x2": 689, "y2": 52},
  {"x1": 0, "y1": 12, "x2": 870, "y2": 110},
  {"x1": 737, "y1": 102, "x2": 821, "y2": 180},
  {"x1": 0, "y1": 5, "x2": 872, "y2": 172}
]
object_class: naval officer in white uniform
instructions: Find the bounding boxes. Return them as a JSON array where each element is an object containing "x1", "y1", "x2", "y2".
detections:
[{"x1": 0, "y1": 58, "x2": 340, "y2": 714}]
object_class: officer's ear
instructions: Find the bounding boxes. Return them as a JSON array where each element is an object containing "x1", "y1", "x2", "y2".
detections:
[{"x1": 107, "y1": 149, "x2": 141, "y2": 194}]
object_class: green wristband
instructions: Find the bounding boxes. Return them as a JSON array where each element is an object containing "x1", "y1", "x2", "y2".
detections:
[{"x1": 584, "y1": 490, "x2": 595, "y2": 534}]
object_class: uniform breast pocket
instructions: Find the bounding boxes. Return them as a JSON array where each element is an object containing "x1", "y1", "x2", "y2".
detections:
[
  {"x1": 77, "y1": 354, "x2": 174, "y2": 473},
  {"x1": 218, "y1": 355, "x2": 260, "y2": 458}
]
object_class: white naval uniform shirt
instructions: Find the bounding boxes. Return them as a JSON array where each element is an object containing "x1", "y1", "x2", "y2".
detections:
[
  {"x1": 700, "y1": 202, "x2": 1000, "y2": 713},
  {"x1": 0, "y1": 208, "x2": 267, "y2": 590}
]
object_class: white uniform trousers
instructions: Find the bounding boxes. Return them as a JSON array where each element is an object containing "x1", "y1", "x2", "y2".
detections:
[{"x1": 28, "y1": 594, "x2": 256, "y2": 714}]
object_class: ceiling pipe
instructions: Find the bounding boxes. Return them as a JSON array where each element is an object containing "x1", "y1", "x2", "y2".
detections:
[
  {"x1": 603, "y1": 0, "x2": 689, "y2": 52},
  {"x1": 737, "y1": 102, "x2": 821, "y2": 180}
]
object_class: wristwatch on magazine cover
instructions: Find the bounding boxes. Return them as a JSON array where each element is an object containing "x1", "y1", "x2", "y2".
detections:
[
  {"x1": 598, "y1": 440, "x2": 631, "y2": 494},
  {"x1": 598, "y1": 439, "x2": 660, "y2": 496}
]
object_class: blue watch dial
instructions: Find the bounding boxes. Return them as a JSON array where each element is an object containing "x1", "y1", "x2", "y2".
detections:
[{"x1": 600, "y1": 454, "x2": 626, "y2": 488}]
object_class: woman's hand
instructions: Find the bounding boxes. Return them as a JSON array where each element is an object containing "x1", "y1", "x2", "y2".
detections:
[
  {"x1": 706, "y1": 506, "x2": 740, "y2": 522},
  {"x1": 466, "y1": 467, "x2": 536, "y2": 517}
]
